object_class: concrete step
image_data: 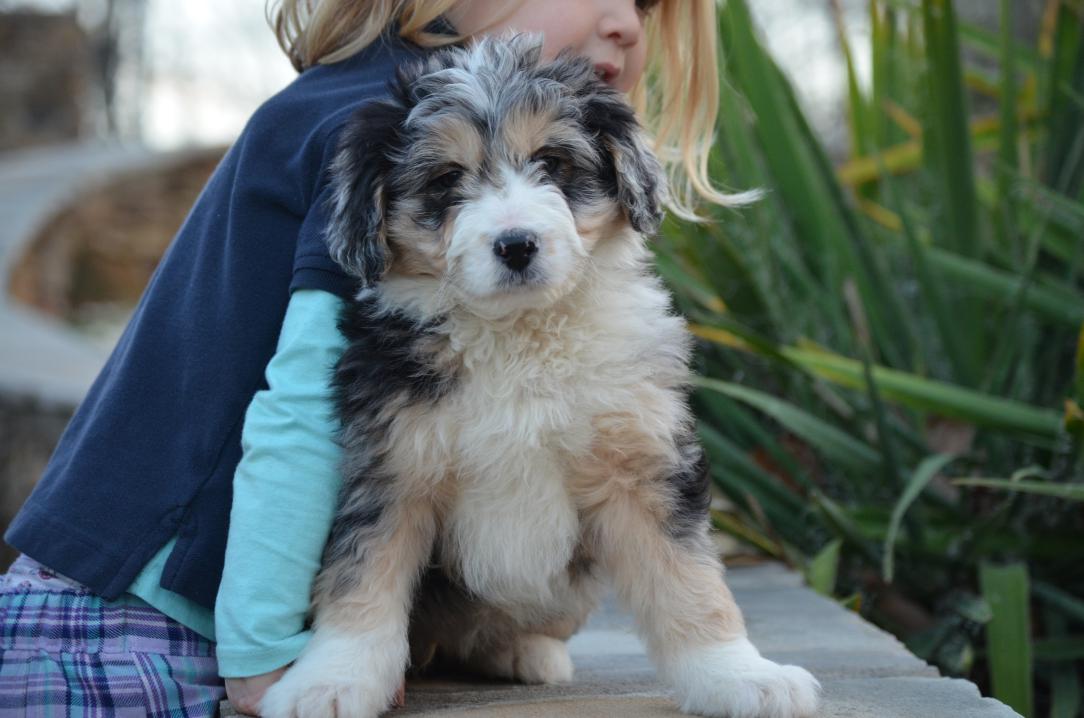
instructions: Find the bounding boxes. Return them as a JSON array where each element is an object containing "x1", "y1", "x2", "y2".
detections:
[{"x1": 221, "y1": 563, "x2": 1021, "y2": 718}]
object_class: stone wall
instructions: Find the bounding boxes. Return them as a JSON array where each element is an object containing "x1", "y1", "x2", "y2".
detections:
[
  {"x1": 0, "y1": 11, "x2": 91, "y2": 152},
  {"x1": 0, "y1": 395, "x2": 72, "y2": 571}
]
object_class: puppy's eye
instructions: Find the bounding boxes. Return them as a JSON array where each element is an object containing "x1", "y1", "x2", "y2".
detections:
[
  {"x1": 533, "y1": 152, "x2": 568, "y2": 179},
  {"x1": 428, "y1": 167, "x2": 463, "y2": 191}
]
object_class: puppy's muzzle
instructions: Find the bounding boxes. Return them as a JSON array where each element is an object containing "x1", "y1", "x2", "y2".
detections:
[{"x1": 493, "y1": 229, "x2": 540, "y2": 273}]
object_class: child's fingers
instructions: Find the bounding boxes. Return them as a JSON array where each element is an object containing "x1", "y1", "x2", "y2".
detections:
[
  {"x1": 224, "y1": 665, "x2": 290, "y2": 715},
  {"x1": 393, "y1": 678, "x2": 406, "y2": 707}
]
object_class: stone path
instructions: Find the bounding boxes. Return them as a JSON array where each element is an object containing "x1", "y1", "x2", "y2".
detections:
[{"x1": 222, "y1": 564, "x2": 1020, "y2": 717}]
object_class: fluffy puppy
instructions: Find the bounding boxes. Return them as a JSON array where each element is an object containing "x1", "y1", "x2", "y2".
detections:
[{"x1": 260, "y1": 35, "x2": 820, "y2": 718}]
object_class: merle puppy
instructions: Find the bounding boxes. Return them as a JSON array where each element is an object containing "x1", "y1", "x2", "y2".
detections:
[{"x1": 260, "y1": 34, "x2": 820, "y2": 718}]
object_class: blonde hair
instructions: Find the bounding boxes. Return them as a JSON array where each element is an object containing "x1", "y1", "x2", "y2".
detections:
[{"x1": 269, "y1": 0, "x2": 750, "y2": 219}]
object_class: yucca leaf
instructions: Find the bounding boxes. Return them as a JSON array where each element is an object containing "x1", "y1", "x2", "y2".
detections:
[
  {"x1": 979, "y1": 562, "x2": 1035, "y2": 718},
  {"x1": 1034, "y1": 636, "x2": 1084, "y2": 662},
  {"x1": 830, "y1": 0, "x2": 874, "y2": 158},
  {"x1": 720, "y1": 0, "x2": 916, "y2": 367},
  {"x1": 1051, "y1": 660, "x2": 1083, "y2": 718},
  {"x1": 694, "y1": 377, "x2": 883, "y2": 474},
  {"x1": 807, "y1": 538, "x2": 843, "y2": 597},
  {"x1": 711, "y1": 509, "x2": 784, "y2": 558},
  {"x1": 1076, "y1": 323, "x2": 1084, "y2": 403},
  {"x1": 653, "y1": 251, "x2": 727, "y2": 314},
  {"x1": 779, "y1": 344, "x2": 1064, "y2": 442},
  {"x1": 694, "y1": 389, "x2": 814, "y2": 490},
  {"x1": 958, "y1": 20, "x2": 1044, "y2": 69},
  {"x1": 693, "y1": 316, "x2": 1064, "y2": 442},
  {"x1": 995, "y1": 0, "x2": 1020, "y2": 255},
  {"x1": 954, "y1": 478, "x2": 1084, "y2": 501},
  {"x1": 883, "y1": 453, "x2": 957, "y2": 582},
  {"x1": 814, "y1": 492, "x2": 881, "y2": 565},
  {"x1": 919, "y1": 244, "x2": 1084, "y2": 329},
  {"x1": 697, "y1": 422, "x2": 807, "y2": 516},
  {"x1": 1043, "y1": 2, "x2": 1084, "y2": 195},
  {"x1": 1043, "y1": 608, "x2": 1084, "y2": 718},
  {"x1": 989, "y1": 175, "x2": 1084, "y2": 266},
  {"x1": 922, "y1": 0, "x2": 982, "y2": 259},
  {"x1": 1034, "y1": 580, "x2": 1084, "y2": 624},
  {"x1": 871, "y1": 2, "x2": 909, "y2": 148}
]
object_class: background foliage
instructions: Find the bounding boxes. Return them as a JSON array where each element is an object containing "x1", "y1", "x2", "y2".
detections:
[{"x1": 658, "y1": 1, "x2": 1084, "y2": 715}]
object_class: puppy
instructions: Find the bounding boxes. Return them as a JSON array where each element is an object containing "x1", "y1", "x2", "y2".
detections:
[{"x1": 260, "y1": 35, "x2": 820, "y2": 718}]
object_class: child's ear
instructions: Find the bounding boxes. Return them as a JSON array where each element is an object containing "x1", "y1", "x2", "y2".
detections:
[
  {"x1": 325, "y1": 97, "x2": 409, "y2": 287},
  {"x1": 581, "y1": 88, "x2": 668, "y2": 236}
]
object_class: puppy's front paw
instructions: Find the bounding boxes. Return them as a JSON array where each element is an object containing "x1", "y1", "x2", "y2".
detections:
[
  {"x1": 661, "y1": 637, "x2": 820, "y2": 718},
  {"x1": 259, "y1": 630, "x2": 406, "y2": 718}
]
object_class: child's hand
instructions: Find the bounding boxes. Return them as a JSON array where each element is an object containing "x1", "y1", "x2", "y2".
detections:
[{"x1": 225, "y1": 665, "x2": 289, "y2": 716}]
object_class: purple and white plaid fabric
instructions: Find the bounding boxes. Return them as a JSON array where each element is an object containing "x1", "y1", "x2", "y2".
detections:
[{"x1": 0, "y1": 555, "x2": 226, "y2": 717}]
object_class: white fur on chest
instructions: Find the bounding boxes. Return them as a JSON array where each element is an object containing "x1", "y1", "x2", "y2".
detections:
[{"x1": 386, "y1": 265, "x2": 688, "y2": 610}]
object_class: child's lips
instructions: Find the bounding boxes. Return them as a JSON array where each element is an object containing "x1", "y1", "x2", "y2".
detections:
[{"x1": 594, "y1": 62, "x2": 620, "y2": 85}]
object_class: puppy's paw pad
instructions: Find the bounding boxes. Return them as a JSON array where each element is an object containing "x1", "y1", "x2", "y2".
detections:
[{"x1": 513, "y1": 634, "x2": 574, "y2": 684}]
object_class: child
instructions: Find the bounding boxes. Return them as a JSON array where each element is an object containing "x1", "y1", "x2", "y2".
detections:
[{"x1": 0, "y1": 1, "x2": 740, "y2": 715}]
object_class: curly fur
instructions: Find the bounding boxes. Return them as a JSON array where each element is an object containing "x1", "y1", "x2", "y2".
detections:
[{"x1": 260, "y1": 35, "x2": 820, "y2": 718}]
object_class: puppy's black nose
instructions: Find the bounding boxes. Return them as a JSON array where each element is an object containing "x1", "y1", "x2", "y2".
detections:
[{"x1": 493, "y1": 230, "x2": 540, "y2": 272}]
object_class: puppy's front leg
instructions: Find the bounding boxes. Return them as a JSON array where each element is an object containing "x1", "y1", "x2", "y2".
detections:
[
  {"x1": 589, "y1": 487, "x2": 820, "y2": 718},
  {"x1": 260, "y1": 499, "x2": 437, "y2": 718}
]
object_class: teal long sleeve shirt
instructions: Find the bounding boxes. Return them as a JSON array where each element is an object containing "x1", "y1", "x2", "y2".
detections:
[{"x1": 125, "y1": 288, "x2": 349, "y2": 678}]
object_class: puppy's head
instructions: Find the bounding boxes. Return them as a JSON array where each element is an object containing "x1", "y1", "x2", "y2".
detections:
[{"x1": 326, "y1": 34, "x2": 666, "y2": 315}]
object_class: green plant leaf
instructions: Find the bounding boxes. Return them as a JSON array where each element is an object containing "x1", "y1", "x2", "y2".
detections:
[
  {"x1": 980, "y1": 563, "x2": 1035, "y2": 718},
  {"x1": 1034, "y1": 636, "x2": 1084, "y2": 662},
  {"x1": 883, "y1": 453, "x2": 957, "y2": 582},
  {"x1": 954, "y1": 479, "x2": 1084, "y2": 501},
  {"x1": 922, "y1": 0, "x2": 981, "y2": 259},
  {"x1": 710, "y1": 509, "x2": 784, "y2": 558},
  {"x1": 694, "y1": 377, "x2": 882, "y2": 474},
  {"x1": 781, "y1": 346, "x2": 1063, "y2": 442},
  {"x1": 1077, "y1": 323, "x2": 1084, "y2": 404},
  {"x1": 813, "y1": 492, "x2": 882, "y2": 565},
  {"x1": 1035, "y1": 581, "x2": 1084, "y2": 624},
  {"x1": 807, "y1": 538, "x2": 843, "y2": 597},
  {"x1": 1051, "y1": 662, "x2": 1082, "y2": 718}
]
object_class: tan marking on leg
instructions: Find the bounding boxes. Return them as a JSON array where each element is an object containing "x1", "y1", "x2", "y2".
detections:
[
  {"x1": 569, "y1": 405, "x2": 744, "y2": 654},
  {"x1": 316, "y1": 500, "x2": 438, "y2": 634},
  {"x1": 587, "y1": 493, "x2": 745, "y2": 654}
]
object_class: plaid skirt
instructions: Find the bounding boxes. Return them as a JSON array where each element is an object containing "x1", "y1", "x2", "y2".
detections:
[{"x1": 0, "y1": 556, "x2": 226, "y2": 717}]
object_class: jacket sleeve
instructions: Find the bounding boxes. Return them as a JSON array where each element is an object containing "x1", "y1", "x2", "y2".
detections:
[
  {"x1": 214, "y1": 287, "x2": 348, "y2": 678},
  {"x1": 291, "y1": 179, "x2": 360, "y2": 300}
]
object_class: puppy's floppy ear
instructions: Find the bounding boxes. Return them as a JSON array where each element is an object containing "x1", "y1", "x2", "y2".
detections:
[
  {"x1": 325, "y1": 96, "x2": 410, "y2": 287},
  {"x1": 581, "y1": 88, "x2": 668, "y2": 236}
]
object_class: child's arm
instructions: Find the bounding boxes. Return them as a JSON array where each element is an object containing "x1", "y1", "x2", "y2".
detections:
[{"x1": 214, "y1": 287, "x2": 347, "y2": 681}]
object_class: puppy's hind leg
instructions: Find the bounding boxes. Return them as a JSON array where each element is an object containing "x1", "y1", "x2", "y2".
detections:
[
  {"x1": 260, "y1": 497, "x2": 437, "y2": 718},
  {"x1": 463, "y1": 633, "x2": 574, "y2": 685},
  {"x1": 585, "y1": 445, "x2": 820, "y2": 718},
  {"x1": 409, "y1": 573, "x2": 579, "y2": 686}
]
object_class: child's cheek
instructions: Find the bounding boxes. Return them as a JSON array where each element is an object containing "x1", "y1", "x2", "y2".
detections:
[{"x1": 617, "y1": 43, "x2": 648, "y2": 93}]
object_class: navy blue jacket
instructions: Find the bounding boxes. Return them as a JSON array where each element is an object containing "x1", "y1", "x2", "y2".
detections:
[{"x1": 5, "y1": 27, "x2": 443, "y2": 609}]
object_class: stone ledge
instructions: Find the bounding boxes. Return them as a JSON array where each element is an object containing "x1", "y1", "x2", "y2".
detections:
[{"x1": 221, "y1": 564, "x2": 1020, "y2": 717}]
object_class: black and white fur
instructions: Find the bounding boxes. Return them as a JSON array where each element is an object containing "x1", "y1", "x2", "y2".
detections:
[{"x1": 260, "y1": 35, "x2": 820, "y2": 718}]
